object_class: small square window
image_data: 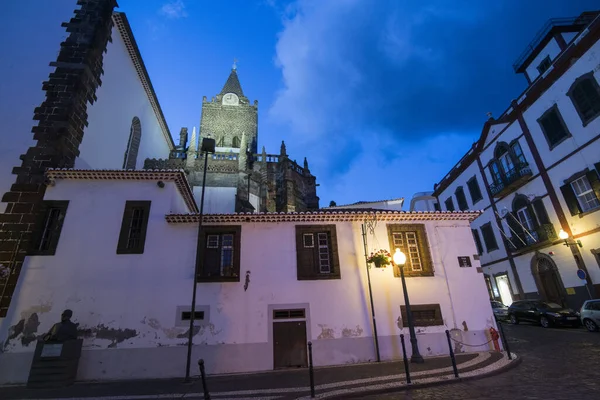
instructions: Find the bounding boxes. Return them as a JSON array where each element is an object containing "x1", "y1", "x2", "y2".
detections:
[
  {"x1": 303, "y1": 233, "x2": 314, "y2": 248},
  {"x1": 207, "y1": 234, "x2": 219, "y2": 248}
]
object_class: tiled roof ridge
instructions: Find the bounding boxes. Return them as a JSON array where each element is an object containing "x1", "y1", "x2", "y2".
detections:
[{"x1": 45, "y1": 168, "x2": 198, "y2": 213}]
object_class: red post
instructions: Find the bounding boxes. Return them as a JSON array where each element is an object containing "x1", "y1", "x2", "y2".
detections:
[{"x1": 490, "y1": 327, "x2": 500, "y2": 352}]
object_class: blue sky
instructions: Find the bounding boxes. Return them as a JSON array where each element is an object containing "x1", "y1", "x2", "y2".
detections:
[{"x1": 1, "y1": 1, "x2": 598, "y2": 207}]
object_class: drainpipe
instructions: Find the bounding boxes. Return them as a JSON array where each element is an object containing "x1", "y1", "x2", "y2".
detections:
[
  {"x1": 434, "y1": 227, "x2": 458, "y2": 329},
  {"x1": 361, "y1": 223, "x2": 381, "y2": 362}
]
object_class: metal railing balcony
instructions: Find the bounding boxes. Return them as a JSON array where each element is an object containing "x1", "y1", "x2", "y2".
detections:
[
  {"x1": 505, "y1": 223, "x2": 557, "y2": 252},
  {"x1": 489, "y1": 163, "x2": 533, "y2": 197}
]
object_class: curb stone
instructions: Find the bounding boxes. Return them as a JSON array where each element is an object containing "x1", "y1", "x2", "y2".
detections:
[{"x1": 325, "y1": 353, "x2": 521, "y2": 399}]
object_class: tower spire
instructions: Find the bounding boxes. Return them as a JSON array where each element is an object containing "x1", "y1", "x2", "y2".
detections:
[{"x1": 220, "y1": 65, "x2": 244, "y2": 97}]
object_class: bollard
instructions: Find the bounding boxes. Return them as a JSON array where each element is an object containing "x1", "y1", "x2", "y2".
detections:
[
  {"x1": 445, "y1": 330, "x2": 459, "y2": 378},
  {"x1": 489, "y1": 327, "x2": 500, "y2": 352},
  {"x1": 399, "y1": 334, "x2": 411, "y2": 384},
  {"x1": 198, "y1": 359, "x2": 211, "y2": 400},
  {"x1": 497, "y1": 321, "x2": 512, "y2": 360},
  {"x1": 308, "y1": 341, "x2": 315, "y2": 398}
]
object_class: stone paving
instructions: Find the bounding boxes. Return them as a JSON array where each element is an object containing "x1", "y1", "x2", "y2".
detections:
[
  {"x1": 360, "y1": 323, "x2": 600, "y2": 399},
  {"x1": 1, "y1": 349, "x2": 513, "y2": 399}
]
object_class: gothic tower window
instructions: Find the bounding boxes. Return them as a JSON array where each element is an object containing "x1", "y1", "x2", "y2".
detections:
[
  {"x1": 216, "y1": 136, "x2": 224, "y2": 147},
  {"x1": 123, "y1": 117, "x2": 142, "y2": 170},
  {"x1": 232, "y1": 136, "x2": 240, "y2": 148}
]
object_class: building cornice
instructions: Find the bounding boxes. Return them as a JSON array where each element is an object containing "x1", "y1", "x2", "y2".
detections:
[
  {"x1": 165, "y1": 210, "x2": 482, "y2": 224},
  {"x1": 112, "y1": 12, "x2": 175, "y2": 151},
  {"x1": 45, "y1": 169, "x2": 198, "y2": 213}
]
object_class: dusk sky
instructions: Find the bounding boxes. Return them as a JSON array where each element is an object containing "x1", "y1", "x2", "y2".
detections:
[{"x1": 1, "y1": 0, "x2": 597, "y2": 207}]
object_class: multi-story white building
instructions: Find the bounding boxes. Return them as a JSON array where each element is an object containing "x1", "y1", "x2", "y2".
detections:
[{"x1": 433, "y1": 11, "x2": 600, "y2": 309}]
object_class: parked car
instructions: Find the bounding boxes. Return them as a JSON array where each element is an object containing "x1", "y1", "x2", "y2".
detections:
[
  {"x1": 491, "y1": 301, "x2": 509, "y2": 321},
  {"x1": 507, "y1": 300, "x2": 579, "y2": 328},
  {"x1": 580, "y1": 299, "x2": 600, "y2": 332}
]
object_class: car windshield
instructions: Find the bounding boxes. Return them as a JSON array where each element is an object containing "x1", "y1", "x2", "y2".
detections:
[
  {"x1": 491, "y1": 301, "x2": 505, "y2": 308},
  {"x1": 539, "y1": 302, "x2": 562, "y2": 309}
]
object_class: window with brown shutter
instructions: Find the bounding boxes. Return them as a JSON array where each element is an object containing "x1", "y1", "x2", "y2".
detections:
[
  {"x1": 387, "y1": 224, "x2": 434, "y2": 277},
  {"x1": 560, "y1": 168, "x2": 600, "y2": 216},
  {"x1": 197, "y1": 225, "x2": 241, "y2": 282},
  {"x1": 29, "y1": 201, "x2": 69, "y2": 256},
  {"x1": 400, "y1": 304, "x2": 443, "y2": 326},
  {"x1": 480, "y1": 222, "x2": 498, "y2": 252},
  {"x1": 455, "y1": 186, "x2": 468, "y2": 211},
  {"x1": 117, "y1": 201, "x2": 151, "y2": 254},
  {"x1": 467, "y1": 176, "x2": 483, "y2": 204},
  {"x1": 567, "y1": 72, "x2": 600, "y2": 126},
  {"x1": 537, "y1": 105, "x2": 571, "y2": 149},
  {"x1": 472, "y1": 229, "x2": 483, "y2": 255},
  {"x1": 295, "y1": 225, "x2": 340, "y2": 280}
]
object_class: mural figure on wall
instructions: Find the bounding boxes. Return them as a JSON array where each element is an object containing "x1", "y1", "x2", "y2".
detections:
[{"x1": 43, "y1": 309, "x2": 78, "y2": 342}]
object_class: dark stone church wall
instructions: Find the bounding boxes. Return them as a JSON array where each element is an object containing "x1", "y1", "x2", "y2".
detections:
[
  {"x1": 0, "y1": 0, "x2": 118, "y2": 318},
  {"x1": 200, "y1": 103, "x2": 258, "y2": 153}
]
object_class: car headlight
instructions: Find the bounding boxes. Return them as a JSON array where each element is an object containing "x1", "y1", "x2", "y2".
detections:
[{"x1": 547, "y1": 312, "x2": 561, "y2": 318}]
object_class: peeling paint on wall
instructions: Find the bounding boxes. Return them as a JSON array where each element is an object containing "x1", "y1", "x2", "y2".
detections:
[
  {"x1": 78, "y1": 324, "x2": 138, "y2": 348},
  {"x1": 3, "y1": 312, "x2": 42, "y2": 349},
  {"x1": 341, "y1": 325, "x2": 363, "y2": 337},
  {"x1": 19, "y1": 303, "x2": 52, "y2": 320},
  {"x1": 317, "y1": 324, "x2": 335, "y2": 339}
]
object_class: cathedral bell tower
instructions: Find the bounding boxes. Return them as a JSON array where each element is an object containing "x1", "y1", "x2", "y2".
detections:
[{"x1": 199, "y1": 63, "x2": 258, "y2": 155}]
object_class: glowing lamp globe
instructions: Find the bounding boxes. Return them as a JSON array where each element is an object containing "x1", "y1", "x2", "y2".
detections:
[
  {"x1": 558, "y1": 229, "x2": 569, "y2": 240},
  {"x1": 393, "y1": 248, "x2": 407, "y2": 266}
]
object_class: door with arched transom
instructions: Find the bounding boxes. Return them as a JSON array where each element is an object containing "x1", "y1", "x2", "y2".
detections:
[{"x1": 532, "y1": 254, "x2": 566, "y2": 306}]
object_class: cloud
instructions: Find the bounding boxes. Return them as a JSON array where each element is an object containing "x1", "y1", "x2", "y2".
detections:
[
  {"x1": 265, "y1": 0, "x2": 570, "y2": 203},
  {"x1": 159, "y1": 0, "x2": 188, "y2": 19}
]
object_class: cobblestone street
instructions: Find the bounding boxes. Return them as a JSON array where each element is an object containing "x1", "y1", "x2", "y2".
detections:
[{"x1": 361, "y1": 323, "x2": 600, "y2": 399}]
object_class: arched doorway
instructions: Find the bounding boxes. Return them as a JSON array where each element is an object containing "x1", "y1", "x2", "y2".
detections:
[{"x1": 531, "y1": 253, "x2": 566, "y2": 306}]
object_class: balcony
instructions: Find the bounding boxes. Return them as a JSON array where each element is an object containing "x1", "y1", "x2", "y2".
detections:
[
  {"x1": 489, "y1": 163, "x2": 533, "y2": 198},
  {"x1": 505, "y1": 223, "x2": 557, "y2": 253}
]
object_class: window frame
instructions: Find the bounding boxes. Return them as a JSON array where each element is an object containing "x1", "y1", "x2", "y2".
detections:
[
  {"x1": 536, "y1": 55, "x2": 552, "y2": 75},
  {"x1": 537, "y1": 104, "x2": 571, "y2": 150},
  {"x1": 387, "y1": 224, "x2": 434, "y2": 278},
  {"x1": 295, "y1": 225, "x2": 341, "y2": 280},
  {"x1": 466, "y1": 176, "x2": 483, "y2": 205},
  {"x1": 29, "y1": 200, "x2": 70, "y2": 256},
  {"x1": 480, "y1": 222, "x2": 499, "y2": 252},
  {"x1": 567, "y1": 71, "x2": 600, "y2": 126},
  {"x1": 570, "y1": 175, "x2": 600, "y2": 213},
  {"x1": 472, "y1": 228, "x2": 483, "y2": 255},
  {"x1": 197, "y1": 225, "x2": 242, "y2": 282},
  {"x1": 455, "y1": 186, "x2": 469, "y2": 211},
  {"x1": 116, "y1": 200, "x2": 151, "y2": 255},
  {"x1": 560, "y1": 166, "x2": 600, "y2": 217},
  {"x1": 444, "y1": 197, "x2": 455, "y2": 212},
  {"x1": 400, "y1": 304, "x2": 443, "y2": 327}
]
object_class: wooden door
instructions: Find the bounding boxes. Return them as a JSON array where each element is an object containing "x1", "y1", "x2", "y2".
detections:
[{"x1": 273, "y1": 321, "x2": 307, "y2": 369}]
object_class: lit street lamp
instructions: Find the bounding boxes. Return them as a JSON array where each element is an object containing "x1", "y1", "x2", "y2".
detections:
[
  {"x1": 393, "y1": 248, "x2": 424, "y2": 364},
  {"x1": 558, "y1": 229, "x2": 582, "y2": 247},
  {"x1": 185, "y1": 137, "x2": 216, "y2": 382}
]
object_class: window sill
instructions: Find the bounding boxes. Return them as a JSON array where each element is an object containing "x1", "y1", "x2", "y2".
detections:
[
  {"x1": 548, "y1": 135, "x2": 571, "y2": 151},
  {"x1": 298, "y1": 274, "x2": 341, "y2": 281},
  {"x1": 197, "y1": 275, "x2": 240, "y2": 283},
  {"x1": 581, "y1": 112, "x2": 600, "y2": 128},
  {"x1": 578, "y1": 205, "x2": 600, "y2": 219}
]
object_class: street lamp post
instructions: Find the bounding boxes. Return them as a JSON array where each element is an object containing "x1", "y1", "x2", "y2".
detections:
[
  {"x1": 393, "y1": 248, "x2": 424, "y2": 364},
  {"x1": 184, "y1": 137, "x2": 216, "y2": 382}
]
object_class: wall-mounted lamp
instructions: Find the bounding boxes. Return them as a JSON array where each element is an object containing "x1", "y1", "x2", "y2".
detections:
[
  {"x1": 157, "y1": 181, "x2": 165, "y2": 188},
  {"x1": 558, "y1": 229, "x2": 582, "y2": 248}
]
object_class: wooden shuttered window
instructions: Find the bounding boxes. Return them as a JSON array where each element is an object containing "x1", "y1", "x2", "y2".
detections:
[
  {"x1": 197, "y1": 225, "x2": 241, "y2": 282},
  {"x1": 467, "y1": 176, "x2": 483, "y2": 204},
  {"x1": 471, "y1": 229, "x2": 483, "y2": 255},
  {"x1": 29, "y1": 201, "x2": 69, "y2": 256},
  {"x1": 531, "y1": 198, "x2": 550, "y2": 225},
  {"x1": 455, "y1": 186, "x2": 468, "y2": 211},
  {"x1": 560, "y1": 168, "x2": 600, "y2": 216},
  {"x1": 567, "y1": 73, "x2": 600, "y2": 125},
  {"x1": 444, "y1": 197, "x2": 455, "y2": 211},
  {"x1": 480, "y1": 222, "x2": 498, "y2": 252},
  {"x1": 537, "y1": 105, "x2": 570, "y2": 148},
  {"x1": 295, "y1": 225, "x2": 340, "y2": 280},
  {"x1": 400, "y1": 304, "x2": 443, "y2": 327},
  {"x1": 117, "y1": 201, "x2": 151, "y2": 254},
  {"x1": 386, "y1": 224, "x2": 434, "y2": 277}
]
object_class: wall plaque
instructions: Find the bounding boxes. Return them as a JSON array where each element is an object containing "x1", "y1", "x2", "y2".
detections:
[
  {"x1": 458, "y1": 256, "x2": 472, "y2": 268},
  {"x1": 40, "y1": 343, "x2": 63, "y2": 358}
]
